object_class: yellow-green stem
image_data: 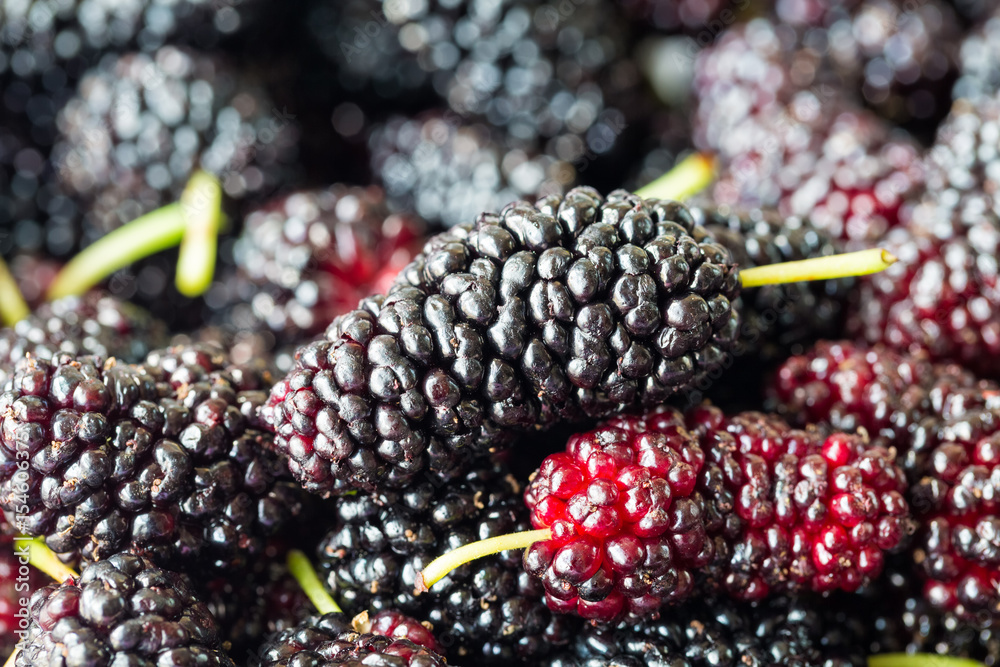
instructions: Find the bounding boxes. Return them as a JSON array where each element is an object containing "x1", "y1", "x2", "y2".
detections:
[
  {"x1": 634, "y1": 153, "x2": 716, "y2": 201},
  {"x1": 869, "y1": 654, "x2": 986, "y2": 667},
  {"x1": 287, "y1": 549, "x2": 342, "y2": 615},
  {"x1": 46, "y1": 203, "x2": 186, "y2": 300},
  {"x1": 740, "y1": 249, "x2": 897, "y2": 288},
  {"x1": 0, "y1": 256, "x2": 30, "y2": 326},
  {"x1": 3, "y1": 648, "x2": 17, "y2": 667},
  {"x1": 418, "y1": 528, "x2": 552, "y2": 592},
  {"x1": 25, "y1": 537, "x2": 77, "y2": 582},
  {"x1": 175, "y1": 171, "x2": 223, "y2": 297}
]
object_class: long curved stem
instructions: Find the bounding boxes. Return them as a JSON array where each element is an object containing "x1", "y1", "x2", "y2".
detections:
[
  {"x1": 0, "y1": 256, "x2": 30, "y2": 326},
  {"x1": 46, "y1": 203, "x2": 187, "y2": 300},
  {"x1": 740, "y1": 249, "x2": 897, "y2": 288},
  {"x1": 287, "y1": 549, "x2": 342, "y2": 615},
  {"x1": 634, "y1": 153, "x2": 716, "y2": 201},
  {"x1": 418, "y1": 528, "x2": 552, "y2": 592},
  {"x1": 25, "y1": 537, "x2": 77, "y2": 582},
  {"x1": 176, "y1": 171, "x2": 223, "y2": 297}
]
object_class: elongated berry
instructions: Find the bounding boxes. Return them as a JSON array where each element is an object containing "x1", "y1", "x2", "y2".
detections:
[
  {"x1": 264, "y1": 189, "x2": 742, "y2": 495},
  {"x1": 519, "y1": 405, "x2": 910, "y2": 622}
]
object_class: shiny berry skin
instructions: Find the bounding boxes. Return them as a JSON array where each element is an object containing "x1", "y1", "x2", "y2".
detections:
[
  {"x1": 0, "y1": 291, "x2": 168, "y2": 388},
  {"x1": 769, "y1": 340, "x2": 999, "y2": 469},
  {"x1": 522, "y1": 405, "x2": 910, "y2": 622},
  {"x1": 54, "y1": 46, "x2": 299, "y2": 238},
  {"x1": 0, "y1": 344, "x2": 302, "y2": 571},
  {"x1": 231, "y1": 185, "x2": 425, "y2": 340},
  {"x1": 15, "y1": 553, "x2": 235, "y2": 667},
  {"x1": 317, "y1": 463, "x2": 567, "y2": 664},
  {"x1": 264, "y1": 189, "x2": 741, "y2": 496},
  {"x1": 548, "y1": 593, "x2": 869, "y2": 667},
  {"x1": 865, "y1": 562, "x2": 1000, "y2": 664},
  {"x1": 848, "y1": 213, "x2": 1000, "y2": 379},
  {"x1": 249, "y1": 611, "x2": 448, "y2": 667},
  {"x1": 955, "y1": 10, "x2": 1000, "y2": 101},
  {"x1": 909, "y1": 410, "x2": 1000, "y2": 619},
  {"x1": 694, "y1": 203, "x2": 851, "y2": 357},
  {"x1": 770, "y1": 339, "x2": 1000, "y2": 619}
]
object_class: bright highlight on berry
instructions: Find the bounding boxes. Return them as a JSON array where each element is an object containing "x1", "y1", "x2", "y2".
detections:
[
  {"x1": 417, "y1": 528, "x2": 552, "y2": 592},
  {"x1": 0, "y1": 257, "x2": 30, "y2": 326},
  {"x1": 176, "y1": 170, "x2": 224, "y2": 297},
  {"x1": 739, "y1": 248, "x2": 898, "y2": 288},
  {"x1": 634, "y1": 152, "x2": 716, "y2": 201},
  {"x1": 287, "y1": 549, "x2": 343, "y2": 615}
]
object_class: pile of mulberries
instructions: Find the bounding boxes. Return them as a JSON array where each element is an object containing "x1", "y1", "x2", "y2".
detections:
[{"x1": 7, "y1": 1, "x2": 1000, "y2": 666}]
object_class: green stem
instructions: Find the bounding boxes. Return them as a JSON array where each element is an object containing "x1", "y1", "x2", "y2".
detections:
[
  {"x1": 0, "y1": 255, "x2": 30, "y2": 326},
  {"x1": 24, "y1": 537, "x2": 77, "y2": 582},
  {"x1": 175, "y1": 171, "x2": 224, "y2": 297},
  {"x1": 869, "y1": 654, "x2": 986, "y2": 667},
  {"x1": 287, "y1": 549, "x2": 342, "y2": 615},
  {"x1": 634, "y1": 152, "x2": 716, "y2": 201},
  {"x1": 46, "y1": 203, "x2": 186, "y2": 301}
]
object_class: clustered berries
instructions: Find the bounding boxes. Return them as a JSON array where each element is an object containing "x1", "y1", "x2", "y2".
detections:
[
  {"x1": 770, "y1": 340, "x2": 1000, "y2": 620},
  {"x1": 0, "y1": 344, "x2": 302, "y2": 570},
  {"x1": 8, "y1": 1, "x2": 1000, "y2": 665},
  {"x1": 264, "y1": 190, "x2": 741, "y2": 496},
  {"x1": 521, "y1": 404, "x2": 911, "y2": 623},
  {"x1": 16, "y1": 553, "x2": 236, "y2": 667}
]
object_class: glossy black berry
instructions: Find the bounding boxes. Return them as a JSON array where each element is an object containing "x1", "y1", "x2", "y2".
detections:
[{"x1": 264, "y1": 189, "x2": 741, "y2": 495}]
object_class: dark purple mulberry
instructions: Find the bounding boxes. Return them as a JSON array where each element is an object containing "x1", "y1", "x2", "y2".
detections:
[
  {"x1": 0, "y1": 343, "x2": 303, "y2": 571},
  {"x1": 264, "y1": 188, "x2": 741, "y2": 495},
  {"x1": 15, "y1": 553, "x2": 236, "y2": 667}
]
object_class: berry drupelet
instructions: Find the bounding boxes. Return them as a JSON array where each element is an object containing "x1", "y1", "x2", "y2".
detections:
[
  {"x1": 15, "y1": 552, "x2": 236, "y2": 667},
  {"x1": 317, "y1": 462, "x2": 563, "y2": 664},
  {"x1": 249, "y1": 611, "x2": 447, "y2": 667},
  {"x1": 847, "y1": 207, "x2": 1000, "y2": 378},
  {"x1": 922, "y1": 92, "x2": 1000, "y2": 198},
  {"x1": 768, "y1": 339, "x2": 998, "y2": 463},
  {"x1": 0, "y1": 343, "x2": 303, "y2": 570},
  {"x1": 768, "y1": 340, "x2": 1000, "y2": 619},
  {"x1": 229, "y1": 185, "x2": 425, "y2": 341},
  {"x1": 264, "y1": 189, "x2": 742, "y2": 495},
  {"x1": 518, "y1": 404, "x2": 910, "y2": 622},
  {"x1": 823, "y1": 0, "x2": 962, "y2": 137},
  {"x1": 0, "y1": 290, "x2": 169, "y2": 388},
  {"x1": 369, "y1": 113, "x2": 573, "y2": 229},
  {"x1": 547, "y1": 594, "x2": 868, "y2": 667},
  {"x1": 693, "y1": 18, "x2": 925, "y2": 243},
  {"x1": 908, "y1": 405, "x2": 1000, "y2": 619},
  {"x1": 53, "y1": 45, "x2": 300, "y2": 239}
]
